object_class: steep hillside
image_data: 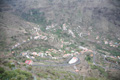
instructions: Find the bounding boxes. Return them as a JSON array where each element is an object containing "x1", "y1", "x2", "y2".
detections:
[
  {"x1": 0, "y1": 0, "x2": 120, "y2": 80},
  {"x1": 0, "y1": 0, "x2": 120, "y2": 55}
]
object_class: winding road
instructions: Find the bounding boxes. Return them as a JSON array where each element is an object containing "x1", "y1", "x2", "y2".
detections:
[
  {"x1": 32, "y1": 57, "x2": 80, "y2": 67},
  {"x1": 9, "y1": 30, "x2": 120, "y2": 70}
]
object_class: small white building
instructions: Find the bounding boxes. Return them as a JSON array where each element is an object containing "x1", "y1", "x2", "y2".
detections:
[
  {"x1": 63, "y1": 24, "x2": 67, "y2": 30},
  {"x1": 21, "y1": 52, "x2": 28, "y2": 56},
  {"x1": 26, "y1": 55, "x2": 30, "y2": 58},
  {"x1": 32, "y1": 52, "x2": 37, "y2": 56},
  {"x1": 69, "y1": 57, "x2": 78, "y2": 64},
  {"x1": 38, "y1": 52, "x2": 44, "y2": 57},
  {"x1": 34, "y1": 36, "x2": 40, "y2": 40}
]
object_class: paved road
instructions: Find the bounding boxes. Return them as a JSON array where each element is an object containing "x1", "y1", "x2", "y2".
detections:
[
  {"x1": 92, "y1": 52, "x2": 120, "y2": 70},
  {"x1": 32, "y1": 57, "x2": 80, "y2": 67},
  {"x1": 31, "y1": 49, "x2": 120, "y2": 70},
  {"x1": 10, "y1": 35, "x2": 120, "y2": 70}
]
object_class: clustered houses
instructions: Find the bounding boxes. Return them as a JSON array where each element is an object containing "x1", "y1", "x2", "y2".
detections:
[
  {"x1": 11, "y1": 27, "x2": 48, "y2": 50},
  {"x1": 21, "y1": 44, "x2": 119, "y2": 66},
  {"x1": 21, "y1": 51, "x2": 52, "y2": 58},
  {"x1": 63, "y1": 50, "x2": 80, "y2": 58},
  {"x1": 22, "y1": 47, "x2": 85, "y2": 65},
  {"x1": 33, "y1": 31, "x2": 48, "y2": 40},
  {"x1": 21, "y1": 48, "x2": 63, "y2": 60},
  {"x1": 33, "y1": 27, "x2": 48, "y2": 40},
  {"x1": 46, "y1": 24, "x2": 55, "y2": 30},
  {"x1": 48, "y1": 49, "x2": 57, "y2": 53},
  {"x1": 103, "y1": 38, "x2": 120, "y2": 48},
  {"x1": 62, "y1": 46, "x2": 92, "y2": 58},
  {"x1": 10, "y1": 25, "x2": 120, "y2": 66},
  {"x1": 94, "y1": 35, "x2": 120, "y2": 48},
  {"x1": 109, "y1": 41, "x2": 120, "y2": 47}
]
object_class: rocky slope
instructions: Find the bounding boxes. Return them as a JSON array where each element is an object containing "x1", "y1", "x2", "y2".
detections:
[
  {"x1": 0, "y1": 0, "x2": 120, "y2": 79},
  {"x1": 0, "y1": 0, "x2": 120, "y2": 55}
]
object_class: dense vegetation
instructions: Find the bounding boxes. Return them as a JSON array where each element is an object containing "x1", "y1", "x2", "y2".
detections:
[
  {"x1": 0, "y1": 67, "x2": 33, "y2": 80},
  {"x1": 22, "y1": 9, "x2": 46, "y2": 26},
  {"x1": 85, "y1": 54, "x2": 92, "y2": 63},
  {"x1": 0, "y1": 0, "x2": 120, "y2": 80},
  {"x1": 90, "y1": 65, "x2": 107, "y2": 77}
]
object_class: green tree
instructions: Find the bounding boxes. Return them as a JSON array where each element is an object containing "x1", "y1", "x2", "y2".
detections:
[
  {"x1": 17, "y1": 74, "x2": 27, "y2": 80},
  {"x1": 0, "y1": 67, "x2": 5, "y2": 74},
  {"x1": 1, "y1": 69, "x2": 33, "y2": 80}
]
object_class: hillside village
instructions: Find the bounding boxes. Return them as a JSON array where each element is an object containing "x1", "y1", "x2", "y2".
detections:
[
  {"x1": 9, "y1": 25, "x2": 120, "y2": 72},
  {"x1": 0, "y1": 0, "x2": 120, "y2": 80},
  {"x1": 1, "y1": 19, "x2": 120, "y2": 80}
]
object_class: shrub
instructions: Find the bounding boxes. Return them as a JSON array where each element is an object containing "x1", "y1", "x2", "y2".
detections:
[
  {"x1": 22, "y1": 9, "x2": 46, "y2": 25},
  {"x1": 90, "y1": 65, "x2": 107, "y2": 77},
  {"x1": 4, "y1": 62, "x2": 15, "y2": 69},
  {"x1": 27, "y1": 66, "x2": 32, "y2": 71},
  {"x1": 1, "y1": 69, "x2": 33, "y2": 80},
  {"x1": 85, "y1": 55, "x2": 92, "y2": 62},
  {"x1": 86, "y1": 77, "x2": 98, "y2": 80},
  {"x1": 17, "y1": 74, "x2": 27, "y2": 80},
  {"x1": 0, "y1": 67, "x2": 5, "y2": 74}
]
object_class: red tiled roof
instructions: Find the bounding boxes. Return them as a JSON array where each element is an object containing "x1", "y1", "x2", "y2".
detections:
[{"x1": 25, "y1": 60, "x2": 33, "y2": 65}]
